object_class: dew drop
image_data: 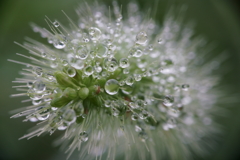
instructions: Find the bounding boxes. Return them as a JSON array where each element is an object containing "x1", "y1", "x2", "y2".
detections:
[
  {"x1": 89, "y1": 27, "x2": 101, "y2": 42},
  {"x1": 139, "y1": 110, "x2": 148, "y2": 119},
  {"x1": 112, "y1": 108, "x2": 120, "y2": 117},
  {"x1": 131, "y1": 114, "x2": 138, "y2": 121},
  {"x1": 119, "y1": 58, "x2": 129, "y2": 68},
  {"x1": 126, "y1": 76, "x2": 135, "y2": 86},
  {"x1": 135, "y1": 125, "x2": 142, "y2": 132},
  {"x1": 104, "y1": 79, "x2": 119, "y2": 95},
  {"x1": 62, "y1": 109, "x2": 76, "y2": 124},
  {"x1": 163, "y1": 95, "x2": 174, "y2": 107},
  {"x1": 123, "y1": 68, "x2": 129, "y2": 74},
  {"x1": 76, "y1": 46, "x2": 89, "y2": 59},
  {"x1": 58, "y1": 123, "x2": 68, "y2": 130},
  {"x1": 36, "y1": 107, "x2": 50, "y2": 121},
  {"x1": 96, "y1": 45, "x2": 108, "y2": 58},
  {"x1": 136, "y1": 31, "x2": 148, "y2": 45},
  {"x1": 182, "y1": 84, "x2": 190, "y2": 91},
  {"x1": 33, "y1": 67, "x2": 43, "y2": 77},
  {"x1": 32, "y1": 99, "x2": 42, "y2": 105},
  {"x1": 130, "y1": 48, "x2": 143, "y2": 57},
  {"x1": 33, "y1": 80, "x2": 46, "y2": 93},
  {"x1": 157, "y1": 38, "x2": 163, "y2": 44},
  {"x1": 138, "y1": 131, "x2": 148, "y2": 141},
  {"x1": 79, "y1": 131, "x2": 89, "y2": 142},
  {"x1": 53, "y1": 34, "x2": 66, "y2": 49},
  {"x1": 27, "y1": 81, "x2": 33, "y2": 88},
  {"x1": 84, "y1": 65, "x2": 94, "y2": 76},
  {"x1": 121, "y1": 85, "x2": 132, "y2": 95},
  {"x1": 129, "y1": 102, "x2": 137, "y2": 109},
  {"x1": 67, "y1": 67, "x2": 76, "y2": 77},
  {"x1": 53, "y1": 21, "x2": 60, "y2": 27},
  {"x1": 104, "y1": 100, "x2": 111, "y2": 107}
]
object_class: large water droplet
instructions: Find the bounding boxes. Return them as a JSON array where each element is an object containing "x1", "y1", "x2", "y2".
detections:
[
  {"x1": 84, "y1": 65, "x2": 94, "y2": 76},
  {"x1": 119, "y1": 58, "x2": 129, "y2": 68},
  {"x1": 89, "y1": 27, "x2": 101, "y2": 42},
  {"x1": 126, "y1": 76, "x2": 135, "y2": 86},
  {"x1": 62, "y1": 109, "x2": 76, "y2": 124},
  {"x1": 33, "y1": 80, "x2": 46, "y2": 93},
  {"x1": 136, "y1": 31, "x2": 148, "y2": 45},
  {"x1": 96, "y1": 45, "x2": 108, "y2": 58},
  {"x1": 79, "y1": 131, "x2": 89, "y2": 142},
  {"x1": 76, "y1": 46, "x2": 89, "y2": 59},
  {"x1": 53, "y1": 34, "x2": 66, "y2": 49},
  {"x1": 67, "y1": 67, "x2": 76, "y2": 77},
  {"x1": 104, "y1": 79, "x2": 119, "y2": 95}
]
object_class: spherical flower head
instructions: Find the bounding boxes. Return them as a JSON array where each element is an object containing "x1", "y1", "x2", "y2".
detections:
[{"x1": 10, "y1": 2, "x2": 223, "y2": 160}]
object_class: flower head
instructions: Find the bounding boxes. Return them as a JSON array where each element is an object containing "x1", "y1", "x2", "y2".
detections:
[{"x1": 10, "y1": 1, "x2": 222, "y2": 160}]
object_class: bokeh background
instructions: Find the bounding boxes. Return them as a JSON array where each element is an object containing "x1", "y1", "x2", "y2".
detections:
[{"x1": 0, "y1": 0, "x2": 240, "y2": 160}]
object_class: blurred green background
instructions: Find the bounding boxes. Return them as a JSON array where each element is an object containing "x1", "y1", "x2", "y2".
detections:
[{"x1": 0, "y1": 0, "x2": 240, "y2": 160}]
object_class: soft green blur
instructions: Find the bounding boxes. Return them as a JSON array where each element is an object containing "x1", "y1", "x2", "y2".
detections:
[{"x1": 0, "y1": 0, "x2": 240, "y2": 160}]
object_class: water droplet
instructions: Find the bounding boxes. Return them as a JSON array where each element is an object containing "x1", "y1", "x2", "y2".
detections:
[
  {"x1": 41, "y1": 52, "x2": 47, "y2": 58},
  {"x1": 158, "y1": 38, "x2": 164, "y2": 44},
  {"x1": 76, "y1": 46, "x2": 89, "y2": 59},
  {"x1": 95, "y1": 65, "x2": 102, "y2": 73},
  {"x1": 32, "y1": 99, "x2": 42, "y2": 105},
  {"x1": 134, "y1": 74, "x2": 142, "y2": 81},
  {"x1": 130, "y1": 48, "x2": 143, "y2": 57},
  {"x1": 126, "y1": 76, "x2": 134, "y2": 86},
  {"x1": 50, "y1": 61, "x2": 58, "y2": 68},
  {"x1": 53, "y1": 88, "x2": 62, "y2": 98},
  {"x1": 53, "y1": 34, "x2": 66, "y2": 49},
  {"x1": 131, "y1": 114, "x2": 138, "y2": 121},
  {"x1": 104, "y1": 58, "x2": 118, "y2": 72},
  {"x1": 104, "y1": 79, "x2": 119, "y2": 95},
  {"x1": 36, "y1": 107, "x2": 50, "y2": 121},
  {"x1": 136, "y1": 31, "x2": 148, "y2": 45},
  {"x1": 163, "y1": 95, "x2": 174, "y2": 107},
  {"x1": 119, "y1": 80, "x2": 125, "y2": 86},
  {"x1": 123, "y1": 68, "x2": 129, "y2": 74},
  {"x1": 119, "y1": 58, "x2": 129, "y2": 68},
  {"x1": 79, "y1": 131, "x2": 89, "y2": 142},
  {"x1": 182, "y1": 84, "x2": 190, "y2": 91},
  {"x1": 33, "y1": 67, "x2": 43, "y2": 77},
  {"x1": 62, "y1": 109, "x2": 76, "y2": 124},
  {"x1": 67, "y1": 67, "x2": 76, "y2": 77},
  {"x1": 53, "y1": 21, "x2": 60, "y2": 27},
  {"x1": 139, "y1": 110, "x2": 148, "y2": 119},
  {"x1": 129, "y1": 102, "x2": 137, "y2": 109},
  {"x1": 84, "y1": 65, "x2": 94, "y2": 76},
  {"x1": 28, "y1": 89, "x2": 43, "y2": 100},
  {"x1": 27, "y1": 81, "x2": 33, "y2": 88},
  {"x1": 138, "y1": 131, "x2": 148, "y2": 141},
  {"x1": 33, "y1": 80, "x2": 46, "y2": 93},
  {"x1": 112, "y1": 108, "x2": 120, "y2": 117},
  {"x1": 58, "y1": 123, "x2": 68, "y2": 130},
  {"x1": 104, "y1": 100, "x2": 111, "y2": 107},
  {"x1": 96, "y1": 45, "x2": 108, "y2": 58},
  {"x1": 89, "y1": 27, "x2": 101, "y2": 42},
  {"x1": 135, "y1": 99, "x2": 144, "y2": 108},
  {"x1": 135, "y1": 125, "x2": 142, "y2": 132},
  {"x1": 121, "y1": 85, "x2": 132, "y2": 95}
]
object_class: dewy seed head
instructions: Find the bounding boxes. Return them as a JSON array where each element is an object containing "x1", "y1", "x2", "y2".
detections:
[{"x1": 10, "y1": 1, "x2": 223, "y2": 160}]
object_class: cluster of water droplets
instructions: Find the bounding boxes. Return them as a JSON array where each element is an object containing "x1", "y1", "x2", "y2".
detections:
[{"x1": 11, "y1": 2, "x2": 221, "y2": 160}]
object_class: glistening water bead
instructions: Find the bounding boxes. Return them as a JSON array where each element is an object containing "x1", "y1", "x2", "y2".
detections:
[
  {"x1": 10, "y1": 2, "x2": 224, "y2": 160},
  {"x1": 104, "y1": 79, "x2": 120, "y2": 95}
]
